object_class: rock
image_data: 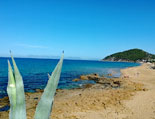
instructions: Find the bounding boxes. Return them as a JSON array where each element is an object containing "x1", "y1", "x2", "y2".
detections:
[
  {"x1": 0, "y1": 97, "x2": 9, "y2": 112},
  {"x1": 80, "y1": 75, "x2": 89, "y2": 80},
  {"x1": 35, "y1": 89, "x2": 43, "y2": 92},
  {"x1": 34, "y1": 97, "x2": 38, "y2": 100},
  {"x1": 152, "y1": 66, "x2": 155, "y2": 69},
  {"x1": 123, "y1": 75, "x2": 129, "y2": 78},
  {"x1": 87, "y1": 74, "x2": 100, "y2": 81},
  {"x1": 107, "y1": 73, "x2": 112, "y2": 76},
  {"x1": 93, "y1": 73, "x2": 99, "y2": 76},
  {"x1": 143, "y1": 88, "x2": 146, "y2": 91},
  {"x1": 97, "y1": 78, "x2": 111, "y2": 84},
  {"x1": 83, "y1": 84, "x2": 93, "y2": 88},
  {"x1": 77, "y1": 74, "x2": 122, "y2": 89},
  {"x1": 72, "y1": 78, "x2": 80, "y2": 82},
  {"x1": 113, "y1": 81, "x2": 121, "y2": 86},
  {"x1": 80, "y1": 74, "x2": 100, "y2": 81}
]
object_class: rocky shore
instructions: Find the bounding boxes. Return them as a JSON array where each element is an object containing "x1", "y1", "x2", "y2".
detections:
[{"x1": 0, "y1": 63, "x2": 155, "y2": 119}]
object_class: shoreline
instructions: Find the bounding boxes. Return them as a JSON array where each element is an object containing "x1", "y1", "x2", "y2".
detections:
[
  {"x1": 101, "y1": 59, "x2": 143, "y2": 63},
  {"x1": 0, "y1": 63, "x2": 155, "y2": 119}
]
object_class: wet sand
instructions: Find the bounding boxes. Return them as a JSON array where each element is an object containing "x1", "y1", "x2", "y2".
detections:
[{"x1": 0, "y1": 63, "x2": 155, "y2": 119}]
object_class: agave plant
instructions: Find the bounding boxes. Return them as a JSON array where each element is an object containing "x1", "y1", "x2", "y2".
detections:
[{"x1": 7, "y1": 53, "x2": 64, "y2": 119}]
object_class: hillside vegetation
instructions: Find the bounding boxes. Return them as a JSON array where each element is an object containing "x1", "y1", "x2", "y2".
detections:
[{"x1": 103, "y1": 49, "x2": 155, "y2": 62}]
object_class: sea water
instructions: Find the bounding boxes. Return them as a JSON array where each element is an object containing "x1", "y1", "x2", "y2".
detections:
[{"x1": 0, "y1": 57, "x2": 140, "y2": 98}]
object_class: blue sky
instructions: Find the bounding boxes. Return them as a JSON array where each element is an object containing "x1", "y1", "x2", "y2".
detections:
[{"x1": 0, "y1": 0, "x2": 155, "y2": 60}]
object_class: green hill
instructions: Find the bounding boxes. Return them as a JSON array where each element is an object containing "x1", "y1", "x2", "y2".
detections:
[{"x1": 103, "y1": 49, "x2": 155, "y2": 62}]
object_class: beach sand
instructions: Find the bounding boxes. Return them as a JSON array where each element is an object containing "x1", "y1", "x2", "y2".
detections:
[
  {"x1": 0, "y1": 63, "x2": 155, "y2": 119},
  {"x1": 121, "y1": 63, "x2": 155, "y2": 119}
]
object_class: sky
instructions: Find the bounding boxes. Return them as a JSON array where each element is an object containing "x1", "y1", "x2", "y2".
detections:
[{"x1": 0, "y1": 0, "x2": 155, "y2": 60}]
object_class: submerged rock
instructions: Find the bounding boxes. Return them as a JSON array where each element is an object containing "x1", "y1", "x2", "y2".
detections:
[
  {"x1": 72, "y1": 78, "x2": 80, "y2": 82},
  {"x1": 0, "y1": 97, "x2": 9, "y2": 112}
]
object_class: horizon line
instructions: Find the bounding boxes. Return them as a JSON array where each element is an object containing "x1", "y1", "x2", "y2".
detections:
[{"x1": 0, "y1": 55, "x2": 100, "y2": 61}]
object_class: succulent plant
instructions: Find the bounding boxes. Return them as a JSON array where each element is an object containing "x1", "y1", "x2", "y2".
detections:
[
  {"x1": 7, "y1": 53, "x2": 64, "y2": 119},
  {"x1": 34, "y1": 53, "x2": 64, "y2": 119},
  {"x1": 7, "y1": 55, "x2": 27, "y2": 119}
]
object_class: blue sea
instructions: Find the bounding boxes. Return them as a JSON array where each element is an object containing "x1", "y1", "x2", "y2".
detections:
[{"x1": 0, "y1": 57, "x2": 140, "y2": 98}]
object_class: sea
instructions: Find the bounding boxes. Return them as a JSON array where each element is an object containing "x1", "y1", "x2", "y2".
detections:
[{"x1": 0, "y1": 57, "x2": 140, "y2": 99}]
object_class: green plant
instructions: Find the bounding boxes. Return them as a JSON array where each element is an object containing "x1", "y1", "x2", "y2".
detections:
[
  {"x1": 7, "y1": 55, "x2": 26, "y2": 119},
  {"x1": 7, "y1": 53, "x2": 64, "y2": 119}
]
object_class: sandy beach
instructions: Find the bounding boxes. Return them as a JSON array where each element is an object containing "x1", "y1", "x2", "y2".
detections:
[
  {"x1": 0, "y1": 63, "x2": 155, "y2": 119},
  {"x1": 121, "y1": 63, "x2": 155, "y2": 119}
]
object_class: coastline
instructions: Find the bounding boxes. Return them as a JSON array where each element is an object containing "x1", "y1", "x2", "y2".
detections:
[
  {"x1": 102, "y1": 59, "x2": 143, "y2": 64},
  {"x1": 0, "y1": 63, "x2": 155, "y2": 119}
]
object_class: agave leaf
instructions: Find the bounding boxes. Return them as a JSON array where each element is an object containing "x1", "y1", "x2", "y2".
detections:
[
  {"x1": 11, "y1": 55, "x2": 27, "y2": 119},
  {"x1": 34, "y1": 53, "x2": 64, "y2": 119},
  {"x1": 7, "y1": 60, "x2": 16, "y2": 119},
  {"x1": 48, "y1": 73, "x2": 51, "y2": 79}
]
